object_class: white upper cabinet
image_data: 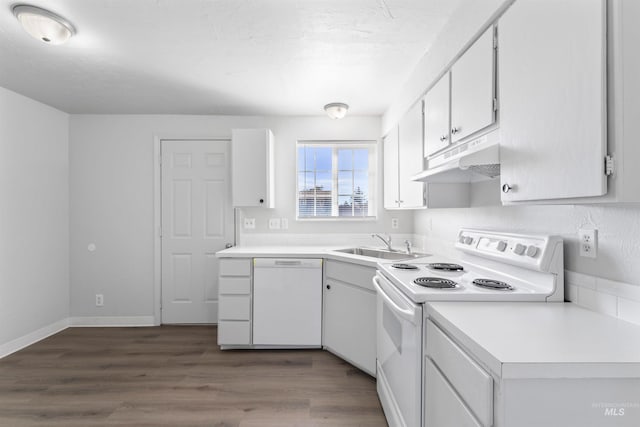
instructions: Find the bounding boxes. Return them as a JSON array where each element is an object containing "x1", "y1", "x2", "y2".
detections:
[
  {"x1": 424, "y1": 72, "x2": 451, "y2": 157},
  {"x1": 398, "y1": 101, "x2": 426, "y2": 208},
  {"x1": 384, "y1": 102, "x2": 425, "y2": 209},
  {"x1": 383, "y1": 126, "x2": 400, "y2": 209},
  {"x1": 231, "y1": 129, "x2": 275, "y2": 208},
  {"x1": 499, "y1": 0, "x2": 607, "y2": 202},
  {"x1": 450, "y1": 27, "x2": 496, "y2": 144}
]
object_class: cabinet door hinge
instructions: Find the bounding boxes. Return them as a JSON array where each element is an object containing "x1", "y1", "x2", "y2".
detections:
[
  {"x1": 605, "y1": 155, "x2": 614, "y2": 176},
  {"x1": 493, "y1": 98, "x2": 498, "y2": 112}
]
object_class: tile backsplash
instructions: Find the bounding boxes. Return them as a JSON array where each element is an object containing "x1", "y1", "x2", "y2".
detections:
[{"x1": 565, "y1": 271, "x2": 640, "y2": 327}]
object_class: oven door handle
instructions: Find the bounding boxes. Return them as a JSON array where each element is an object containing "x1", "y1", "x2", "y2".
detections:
[{"x1": 373, "y1": 276, "x2": 419, "y2": 325}]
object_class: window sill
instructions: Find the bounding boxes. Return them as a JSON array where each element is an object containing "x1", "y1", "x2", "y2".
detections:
[{"x1": 296, "y1": 216, "x2": 378, "y2": 222}]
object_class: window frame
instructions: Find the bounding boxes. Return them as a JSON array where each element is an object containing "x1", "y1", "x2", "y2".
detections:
[{"x1": 296, "y1": 140, "x2": 377, "y2": 221}]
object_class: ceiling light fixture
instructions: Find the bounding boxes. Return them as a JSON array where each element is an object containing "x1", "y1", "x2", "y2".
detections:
[
  {"x1": 324, "y1": 102, "x2": 349, "y2": 120},
  {"x1": 12, "y1": 4, "x2": 76, "y2": 45}
]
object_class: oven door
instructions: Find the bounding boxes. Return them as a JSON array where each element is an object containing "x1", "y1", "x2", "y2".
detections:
[{"x1": 373, "y1": 271, "x2": 423, "y2": 427}]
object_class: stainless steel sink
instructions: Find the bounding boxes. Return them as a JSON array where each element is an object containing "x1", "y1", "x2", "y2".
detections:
[{"x1": 334, "y1": 247, "x2": 426, "y2": 260}]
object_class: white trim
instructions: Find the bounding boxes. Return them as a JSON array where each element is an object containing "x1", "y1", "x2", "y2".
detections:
[
  {"x1": 153, "y1": 135, "x2": 231, "y2": 326},
  {"x1": 0, "y1": 318, "x2": 69, "y2": 359},
  {"x1": 70, "y1": 316, "x2": 156, "y2": 327},
  {"x1": 153, "y1": 136, "x2": 162, "y2": 326}
]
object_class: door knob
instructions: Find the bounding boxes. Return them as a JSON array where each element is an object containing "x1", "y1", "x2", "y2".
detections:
[
  {"x1": 502, "y1": 183, "x2": 513, "y2": 193},
  {"x1": 326, "y1": 284, "x2": 331, "y2": 290},
  {"x1": 451, "y1": 127, "x2": 460, "y2": 134}
]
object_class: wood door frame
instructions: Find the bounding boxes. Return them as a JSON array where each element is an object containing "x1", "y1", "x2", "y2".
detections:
[{"x1": 153, "y1": 135, "x2": 231, "y2": 326}]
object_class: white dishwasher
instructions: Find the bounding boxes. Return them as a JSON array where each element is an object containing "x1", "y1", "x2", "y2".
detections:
[{"x1": 252, "y1": 258, "x2": 322, "y2": 346}]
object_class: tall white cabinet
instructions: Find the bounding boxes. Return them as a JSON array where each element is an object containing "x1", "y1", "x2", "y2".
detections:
[
  {"x1": 384, "y1": 102, "x2": 425, "y2": 209},
  {"x1": 498, "y1": 0, "x2": 607, "y2": 202},
  {"x1": 231, "y1": 129, "x2": 275, "y2": 208}
]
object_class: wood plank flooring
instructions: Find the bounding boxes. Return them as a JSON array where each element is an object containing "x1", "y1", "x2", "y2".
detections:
[{"x1": 0, "y1": 326, "x2": 387, "y2": 426}]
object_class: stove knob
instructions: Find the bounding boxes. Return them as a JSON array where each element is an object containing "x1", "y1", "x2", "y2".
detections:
[
  {"x1": 496, "y1": 241, "x2": 507, "y2": 252},
  {"x1": 526, "y1": 246, "x2": 539, "y2": 257},
  {"x1": 458, "y1": 235, "x2": 466, "y2": 244},
  {"x1": 513, "y1": 243, "x2": 526, "y2": 255},
  {"x1": 464, "y1": 236, "x2": 473, "y2": 245}
]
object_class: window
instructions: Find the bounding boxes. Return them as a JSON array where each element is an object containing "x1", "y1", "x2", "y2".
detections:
[{"x1": 297, "y1": 141, "x2": 376, "y2": 219}]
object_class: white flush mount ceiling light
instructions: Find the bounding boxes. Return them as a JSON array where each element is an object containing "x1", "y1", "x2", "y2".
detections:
[
  {"x1": 12, "y1": 4, "x2": 76, "y2": 45},
  {"x1": 324, "y1": 102, "x2": 349, "y2": 120}
]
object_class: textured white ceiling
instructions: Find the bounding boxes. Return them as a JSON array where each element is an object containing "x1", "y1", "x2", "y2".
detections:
[{"x1": 0, "y1": 0, "x2": 461, "y2": 115}]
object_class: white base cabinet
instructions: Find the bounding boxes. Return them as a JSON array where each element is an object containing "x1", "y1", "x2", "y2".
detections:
[
  {"x1": 217, "y1": 258, "x2": 252, "y2": 346},
  {"x1": 323, "y1": 260, "x2": 376, "y2": 376}
]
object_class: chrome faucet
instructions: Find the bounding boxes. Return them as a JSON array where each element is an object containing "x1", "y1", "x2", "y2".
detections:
[
  {"x1": 372, "y1": 233, "x2": 394, "y2": 251},
  {"x1": 404, "y1": 239, "x2": 412, "y2": 254}
]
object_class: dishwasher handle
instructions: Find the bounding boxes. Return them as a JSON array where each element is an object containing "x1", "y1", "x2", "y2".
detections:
[
  {"x1": 373, "y1": 275, "x2": 420, "y2": 326},
  {"x1": 274, "y1": 260, "x2": 302, "y2": 266},
  {"x1": 253, "y1": 258, "x2": 323, "y2": 268}
]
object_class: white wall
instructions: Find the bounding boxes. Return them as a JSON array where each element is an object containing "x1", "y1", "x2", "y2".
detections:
[
  {"x1": 0, "y1": 87, "x2": 69, "y2": 349},
  {"x1": 69, "y1": 114, "x2": 411, "y2": 319}
]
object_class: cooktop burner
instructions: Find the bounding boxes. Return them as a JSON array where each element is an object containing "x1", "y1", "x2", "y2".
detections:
[
  {"x1": 427, "y1": 263, "x2": 464, "y2": 271},
  {"x1": 472, "y1": 278, "x2": 515, "y2": 291},
  {"x1": 391, "y1": 263, "x2": 419, "y2": 270},
  {"x1": 413, "y1": 277, "x2": 459, "y2": 289}
]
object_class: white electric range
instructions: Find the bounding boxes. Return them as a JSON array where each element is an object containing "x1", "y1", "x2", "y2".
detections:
[{"x1": 372, "y1": 228, "x2": 564, "y2": 427}]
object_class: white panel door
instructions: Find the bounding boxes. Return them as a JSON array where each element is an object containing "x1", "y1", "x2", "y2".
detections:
[
  {"x1": 499, "y1": 0, "x2": 606, "y2": 202},
  {"x1": 161, "y1": 140, "x2": 233, "y2": 323},
  {"x1": 450, "y1": 27, "x2": 496, "y2": 143},
  {"x1": 383, "y1": 127, "x2": 400, "y2": 209},
  {"x1": 424, "y1": 72, "x2": 451, "y2": 157}
]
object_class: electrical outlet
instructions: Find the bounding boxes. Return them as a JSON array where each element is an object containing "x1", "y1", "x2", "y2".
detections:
[
  {"x1": 578, "y1": 228, "x2": 597, "y2": 258},
  {"x1": 95, "y1": 294, "x2": 104, "y2": 307},
  {"x1": 281, "y1": 218, "x2": 288, "y2": 229},
  {"x1": 243, "y1": 218, "x2": 255, "y2": 229},
  {"x1": 268, "y1": 218, "x2": 281, "y2": 229},
  {"x1": 391, "y1": 218, "x2": 399, "y2": 229}
]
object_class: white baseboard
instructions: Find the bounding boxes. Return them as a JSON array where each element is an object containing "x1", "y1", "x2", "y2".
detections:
[
  {"x1": 0, "y1": 318, "x2": 69, "y2": 359},
  {"x1": 69, "y1": 316, "x2": 156, "y2": 327}
]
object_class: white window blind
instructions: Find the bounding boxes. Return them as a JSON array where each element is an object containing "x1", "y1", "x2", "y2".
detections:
[{"x1": 297, "y1": 141, "x2": 376, "y2": 219}]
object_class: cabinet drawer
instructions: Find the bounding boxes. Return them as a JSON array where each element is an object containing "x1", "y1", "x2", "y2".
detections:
[
  {"x1": 325, "y1": 260, "x2": 375, "y2": 291},
  {"x1": 425, "y1": 358, "x2": 482, "y2": 427},
  {"x1": 219, "y1": 295, "x2": 250, "y2": 320},
  {"x1": 219, "y1": 258, "x2": 251, "y2": 276},
  {"x1": 426, "y1": 320, "x2": 493, "y2": 427},
  {"x1": 219, "y1": 277, "x2": 251, "y2": 295},
  {"x1": 218, "y1": 320, "x2": 250, "y2": 345}
]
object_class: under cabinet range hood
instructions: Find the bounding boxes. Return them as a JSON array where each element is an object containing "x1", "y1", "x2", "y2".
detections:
[{"x1": 412, "y1": 130, "x2": 500, "y2": 183}]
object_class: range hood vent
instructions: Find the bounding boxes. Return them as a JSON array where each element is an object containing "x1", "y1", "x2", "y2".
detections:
[{"x1": 412, "y1": 130, "x2": 500, "y2": 183}]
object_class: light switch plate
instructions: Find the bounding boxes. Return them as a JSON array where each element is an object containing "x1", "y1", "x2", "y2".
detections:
[
  {"x1": 391, "y1": 218, "x2": 399, "y2": 229},
  {"x1": 268, "y1": 218, "x2": 281, "y2": 229}
]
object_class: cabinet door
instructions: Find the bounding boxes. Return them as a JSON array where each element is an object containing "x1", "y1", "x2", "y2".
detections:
[
  {"x1": 499, "y1": 0, "x2": 606, "y2": 202},
  {"x1": 398, "y1": 102, "x2": 425, "y2": 208},
  {"x1": 383, "y1": 126, "x2": 400, "y2": 209},
  {"x1": 231, "y1": 129, "x2": 274, "y2": 207},
  {"x1": 424, "y1": 72, "x2": 451, "y2": 157},
  {"x1": 323, "y1": 280, "x2": 376, "y2": 376},
  {"x1": 450, "y1": 27, "x2": 496, "y2": 143}
]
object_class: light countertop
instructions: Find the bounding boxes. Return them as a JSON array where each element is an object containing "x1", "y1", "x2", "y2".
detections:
[
  {"x1": 426, "y1": 301, "x2": 640, "y2": 379},
  {"x1": 216, "y1": 245, "x2": 427, "y2": 268}
]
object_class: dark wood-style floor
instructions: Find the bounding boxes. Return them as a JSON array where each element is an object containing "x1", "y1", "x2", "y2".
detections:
[{"x1": 0, "y1": 326, "x2": 387, "y2": 426}]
